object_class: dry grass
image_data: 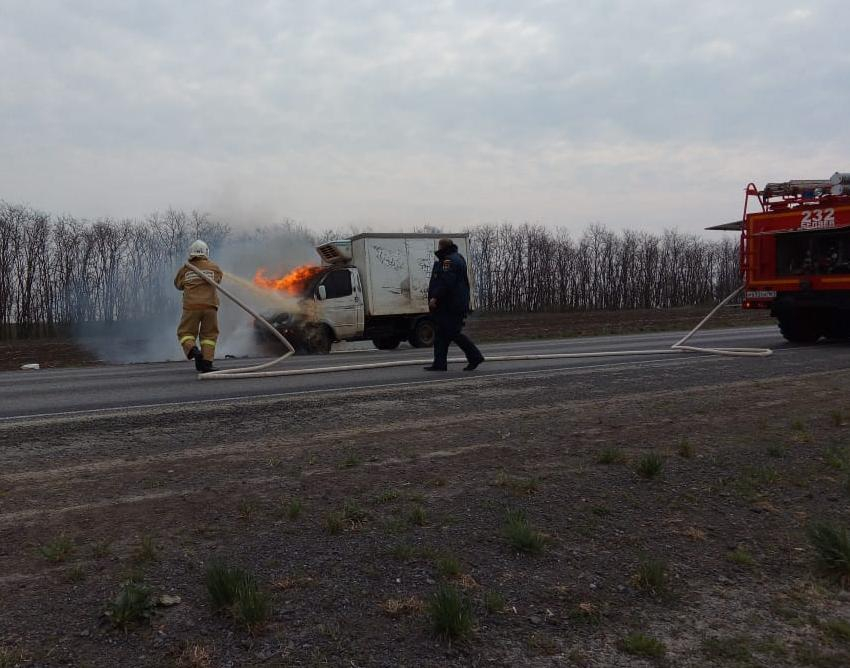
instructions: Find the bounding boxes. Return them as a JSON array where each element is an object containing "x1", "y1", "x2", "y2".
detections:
[
  {"x1": 380, "y1": 596, "x2": 425, "y2": 618},
  {"x1": 176, "y1": 642, "x2": 213, "y2": 668}
]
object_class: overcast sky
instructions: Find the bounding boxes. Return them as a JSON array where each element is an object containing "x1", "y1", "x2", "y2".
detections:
[{"x1": 0, "y1": 1, "x2": 846, "y2": 233}]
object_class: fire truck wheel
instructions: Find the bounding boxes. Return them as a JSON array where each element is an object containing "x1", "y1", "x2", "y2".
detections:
[
  {"x1": 409, "y1": 317, "x2": 436, "y2": 348},
  {"x1": 778, "y1": 314, "x2": 821, "y2": 344}
]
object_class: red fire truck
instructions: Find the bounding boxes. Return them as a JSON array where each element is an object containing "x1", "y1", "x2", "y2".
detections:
[{"x1": 712, "y1": 173, "x2": 850, "y2": 343}]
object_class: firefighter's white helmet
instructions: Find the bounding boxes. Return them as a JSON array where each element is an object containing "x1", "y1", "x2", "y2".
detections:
[{"x1": 188, "y1": 239, "x2": 209, "y2": 258}]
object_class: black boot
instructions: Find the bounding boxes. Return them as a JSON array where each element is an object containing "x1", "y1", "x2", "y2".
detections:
[
  {"x1": 195, "y1": 354, "x2": 206, "y2": 373},
  {"x1": 463, "y1": 356, "x2": 484, "y2": 371},
  {"x1": 199, "y1": 359, "x2": 217, "y2": 373},
  {"x1": 187, "y1": 346, "x2": 200, "y2": 360}
]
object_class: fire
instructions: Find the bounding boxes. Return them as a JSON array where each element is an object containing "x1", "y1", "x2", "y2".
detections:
[{"x1": 253, "y1": 264, "x2": 323, "y2": 294}]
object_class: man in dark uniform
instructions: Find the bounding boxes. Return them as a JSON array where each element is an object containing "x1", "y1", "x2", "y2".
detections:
[{"x1": 425, "y1": 238, "x2": 485, "y2": 372}]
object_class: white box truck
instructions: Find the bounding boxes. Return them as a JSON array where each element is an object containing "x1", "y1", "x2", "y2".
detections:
[{"x1": 255, "y1": 233, "x2": 476, "y2": 353}]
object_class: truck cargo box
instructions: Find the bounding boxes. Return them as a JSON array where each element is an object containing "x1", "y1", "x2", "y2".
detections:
[{"x1": 348, "y1": 233, "x2": 476, "y2": 317}]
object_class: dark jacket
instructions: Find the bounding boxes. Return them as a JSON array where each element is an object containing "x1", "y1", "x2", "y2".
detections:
[{"x1": 428, "y1": 244, "x2": 471, "y2": 315}]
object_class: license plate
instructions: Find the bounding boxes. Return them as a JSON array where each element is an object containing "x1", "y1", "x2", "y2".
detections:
[{"x1": 745, "y1": 290, "x2": 777, "y2": 299}]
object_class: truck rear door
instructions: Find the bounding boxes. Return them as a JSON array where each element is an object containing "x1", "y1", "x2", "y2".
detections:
[{"x1": 405, "y1": 237, "x2": 437, "y2": 308}]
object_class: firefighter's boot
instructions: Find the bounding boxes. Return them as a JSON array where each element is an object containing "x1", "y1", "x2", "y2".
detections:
[
  {"x1": 187, "y1": 345, "x2": 200, "y2": 360},
  {"x1": 199, "y1": 359, "x2": 217, "y2": 374},
  {"x1": 194, "y1": 352, "x2": 205, "y2": 373}
]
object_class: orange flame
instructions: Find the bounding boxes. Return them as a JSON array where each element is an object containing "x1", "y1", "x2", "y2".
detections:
[{"x1": 253, "y1": 264, "x2": 323, "y2": 294}]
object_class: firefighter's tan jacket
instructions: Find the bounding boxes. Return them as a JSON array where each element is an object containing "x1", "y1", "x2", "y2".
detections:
[{"x1": 174, "y1": 258, "x2": 223, "y2": 309}]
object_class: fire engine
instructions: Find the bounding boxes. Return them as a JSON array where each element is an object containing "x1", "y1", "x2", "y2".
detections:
[{"x1": 711, "y1": 172, "x2": 850, "y2": 343}]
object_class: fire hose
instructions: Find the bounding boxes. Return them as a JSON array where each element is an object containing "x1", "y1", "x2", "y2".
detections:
[{"x1": 185, "y1": 263, "x2": 772, "y2": 381}]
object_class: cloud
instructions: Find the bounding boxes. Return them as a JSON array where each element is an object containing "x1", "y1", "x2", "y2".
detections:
[
  {"x1": 0, "y1": 0, "x2": 846, "y2": 233},
  {"x1": 692, "y1": 40, "x2": 737, "y2": 62},
  {"x1": 781, "y1": 7, "x2": 814, "y2": 22}
]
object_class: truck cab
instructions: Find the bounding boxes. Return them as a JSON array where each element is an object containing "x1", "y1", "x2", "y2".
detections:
[{"x1": 314, "y1": 266, "x2": 365, "y2": 341}]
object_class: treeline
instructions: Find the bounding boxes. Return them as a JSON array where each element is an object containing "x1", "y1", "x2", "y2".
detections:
[
  {"x1": 0, "y1": 203, "x2": 230, "y2": 337},
  {"x1": 469, "y1": 223, "x2": 740, "y2": 312},
  {"x1": 0, "y1": 202, "x2": 740, "y2": 336}
]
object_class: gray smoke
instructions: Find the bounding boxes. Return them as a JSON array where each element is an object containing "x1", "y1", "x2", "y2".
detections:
[{"x1": 75, "y1": 224, "x2": 320, "y2": 364}]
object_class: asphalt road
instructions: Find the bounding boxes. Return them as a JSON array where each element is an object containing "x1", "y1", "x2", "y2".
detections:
[{"x1": 1, "y1": 325, "x2": 848, "y2": 422}]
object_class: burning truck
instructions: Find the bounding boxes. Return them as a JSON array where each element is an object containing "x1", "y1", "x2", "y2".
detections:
[{"x1": 253, "y1": 233, "x2": 476, "y2": 354}]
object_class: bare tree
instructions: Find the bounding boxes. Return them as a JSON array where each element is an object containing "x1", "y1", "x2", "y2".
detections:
[{"x1": 0, "y1": 202, "x2": 742, "y2": 338}]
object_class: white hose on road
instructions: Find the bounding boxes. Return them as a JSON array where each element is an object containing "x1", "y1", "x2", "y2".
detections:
[{"x1": 185, "y1": 263, "x2": 771, "y2": 381}]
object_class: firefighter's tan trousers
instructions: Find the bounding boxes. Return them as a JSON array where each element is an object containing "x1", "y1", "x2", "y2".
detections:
[{"x1": 177, "y1": 308, "x2": 219, "y2": 362}]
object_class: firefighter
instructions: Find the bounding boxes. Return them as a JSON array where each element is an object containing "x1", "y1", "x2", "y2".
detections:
[
  {"x1": 425, "y1": 238, "x2": 484, "y2": 372},
  {"x1": 174, "y1": 240, "x2": 223, "y2": 373}
]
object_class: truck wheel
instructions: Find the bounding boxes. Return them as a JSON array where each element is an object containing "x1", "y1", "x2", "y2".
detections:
[
  {"x1": 778, "y1": 313, "x2": 821, "y2": 344},
  {"x1": 305, "y1": 325, "x2": 333, "y2": 354},
  {"x1": 372, "y1": 336, "x2": 402, "y2": 350},
  {"x1": 822, "y1": 311, "x2": 850, "y2": 340},
  {"x1": 409, "y1": 318, "x2": 435, "y2": 348}
]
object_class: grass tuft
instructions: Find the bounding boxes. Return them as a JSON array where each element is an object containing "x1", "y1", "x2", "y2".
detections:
[
  {"x1": 389, "y1": 542, "x2": 415, "y2": 561},
  {"x1": 232, "y1": 576, "x2": 270, "y2": 634},
  {"x1": 570, "y1": 601, "x2": 604, "y2": 625},
  {"x1": 338, "y1": 451, "x2": 361, "y2": 469},
  {"x1": 324, "y1": 511, "x2": 345, "y2": 535},
  {"x1": 807, "y1": 522, "x2": 850, "y2": 581},
  {"x1": 38, "y1": 534, "x2": 75, "y2": 562},
  {"x1": 0, "y1": 647, "x2": 27, "y2": 668},
  {"x1": 825, "y1": 618, "x2": 850, "y2": 643},
  {"x1": 825, "y1": 446, "x2": 850, "y2": 472},
  {"x1": 701, "y1": 636, "x2": 753, "y2": 662},
  {"x1": 484, "y1": 590, "x2": 505, "y2": 614},
  {"x1": 619, "y1": 633, "x2": 666, "y2": 659},
  {"x1": 590, "y1": 505, "x2": 611, "y2": 517},
  {"x1": 343, "y1": 499, "x2": 368, "y2": 524},
  {"x1": 727, "y1": 546, "x2": 756, "y2": 566},
  {"x1": 205, "y1": 561, "x2": 245, "y2": 610},
  {"x1": 435, "y1": 554, "x2": 462, "y2": 579},
  {"x1": 237, "y1": 498, "x2": 256, "y2": 522},
  {"x1": 494, "y1": 472, "x2": 540, "y2": 495},
  {"x1": 677, "y1": 438, "x2": 694, "y2": 458},
  {"x1": 767, "y1": 444, "x2": 787, "y2": 458},
  {"x1": 282, "y1": 497, "x2": 303, "y2": 520},
  {"x1": 408, "y1": 505, "x2": 427, "y2": 527},
  {"x1": 176, "y1": 642, "x2": 213, "y2": 668},
  {"x1": 427, "y1": 584, "x2": 473, "y2": 640},
  {"x1": 635, "y1": 453, "x2": 663, "y2": 479},
  {"x1": 133, "y1": 534, "x2": 158, "y2": 563},
  {"x1": 596, "y1": 447, "x2": 626, "y2": 465},
  {"x1": 105, "y1": 581, "x2": 155, "y2": 629},
  {"x1": 65, "y1": 564, "x2": 86, "y2": 583},
  {"x1": 633, "y1": 558, "x2": 667, "y2": 596},
  {"x1": 92, "y1": 540, "x2": 112, "y2": 559},
  {"x1": 205, "y1": 561, "x2": 269, "y2": 633},
  {"x1": 503, "y1": 509, "x2": 546, "y2": 555},
  {"x1": 373, "y1": 488, "x2": 401, "y2": 504},
  {"x1": 381, "y1": 596, "x2": 424, "y2": 617}
]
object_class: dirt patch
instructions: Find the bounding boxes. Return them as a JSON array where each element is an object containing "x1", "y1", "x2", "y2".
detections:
[
  {"x1": 467, "y1": 305, "x2": 772, "y2": 343},
  {"x1": 0, "y1": 363, "x2": 848, "y2": 666},
  {"x1": 0, "y1": 339, "x2": 99, "y2": 371}
]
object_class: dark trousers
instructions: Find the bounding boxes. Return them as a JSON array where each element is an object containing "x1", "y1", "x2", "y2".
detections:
[{"x1": 432, "y1": 313, "x2": 483, "y2": 369}]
